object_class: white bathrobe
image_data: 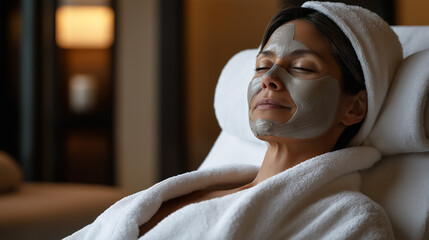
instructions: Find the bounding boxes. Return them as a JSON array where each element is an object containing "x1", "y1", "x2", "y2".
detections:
[{"x1": 65, "y1": 146, "x2": 394, "y2": 240}]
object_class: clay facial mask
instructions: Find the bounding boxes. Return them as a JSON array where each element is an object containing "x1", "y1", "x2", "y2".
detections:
[{"x1": 248, "y1": 23, "x2": 340, "y2": 139}]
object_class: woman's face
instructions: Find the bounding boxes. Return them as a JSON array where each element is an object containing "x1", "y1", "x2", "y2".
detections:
[{"x1": 248, "y1": 19, "x2": 347, "y2": 139}]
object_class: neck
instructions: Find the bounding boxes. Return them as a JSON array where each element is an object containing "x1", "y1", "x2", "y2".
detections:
[{"x1": 250, "y1": 135, "x2": 336, "y2": 185}]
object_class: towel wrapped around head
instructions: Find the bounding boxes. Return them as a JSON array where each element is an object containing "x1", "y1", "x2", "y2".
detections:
[{"x1": 302, "y1": 1, "x2": 403, "y2": 146}]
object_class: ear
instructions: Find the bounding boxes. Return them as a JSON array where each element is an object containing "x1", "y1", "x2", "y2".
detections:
[{"x1": 341, "y1": 90, "x2": 367, "y2": 126}]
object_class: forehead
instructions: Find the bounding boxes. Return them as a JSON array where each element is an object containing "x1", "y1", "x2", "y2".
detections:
[
  {"x1": 263, "y1": 19, "x2": 333, "y2": 60},
  {"x1": 262, "y1": 23, "x2": 308, "y2": 57}
]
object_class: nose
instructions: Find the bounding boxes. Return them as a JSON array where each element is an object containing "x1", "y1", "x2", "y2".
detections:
[{"x1": 262, "y1": 74, "x2": 284, "y2": 91}]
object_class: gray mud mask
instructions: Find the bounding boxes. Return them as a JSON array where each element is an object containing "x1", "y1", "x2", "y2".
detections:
[{"x1": 248, "y1": 24, "x2": 340, "y2": 139}]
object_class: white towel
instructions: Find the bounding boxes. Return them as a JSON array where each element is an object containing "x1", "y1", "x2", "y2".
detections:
[
  {"x1": 368, "y1": 49, "x2": 429, "y2": 155},
  {"x1": 65, "y1": 147, "x2": 394, "y2": 239},
  {"x1": 302, "y1": 1, "x2": 403, "y2": 146}
]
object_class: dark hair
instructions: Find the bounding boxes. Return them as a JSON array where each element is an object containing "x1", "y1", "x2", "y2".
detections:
[{"x1": 261, "y1": 7, "x2": 365, "y2": 149}]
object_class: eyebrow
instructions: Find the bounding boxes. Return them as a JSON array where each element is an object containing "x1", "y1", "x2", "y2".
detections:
[
  {"x1": 257, "y1": 49, "x2": 324, "y2": 60},
  {"x1": 256, "y1": 50, "x2": 275, "y2": 58}
]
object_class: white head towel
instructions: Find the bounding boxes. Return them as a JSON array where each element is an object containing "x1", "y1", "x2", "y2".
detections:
[{"x1": 302, "y1": 1, "x2": 403, "y2": 146}]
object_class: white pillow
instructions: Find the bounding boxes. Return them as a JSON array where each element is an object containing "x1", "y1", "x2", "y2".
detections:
[
  {"x1": 214, "y1": 49, "x2": 259, "y2": 143},
  {"x1": 368, "y1": 49, "x2": 429, "y2": 155},
  {"x1": 393, "y1": 26, "x2": 429, "y2": 58}
]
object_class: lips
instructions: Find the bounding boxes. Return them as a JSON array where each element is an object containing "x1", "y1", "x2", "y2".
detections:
[{"x1": 255, "y1": 98, "x2": 290, "y2": 110}]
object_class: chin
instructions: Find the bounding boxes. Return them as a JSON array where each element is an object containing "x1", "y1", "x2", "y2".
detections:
[
  {"x1": 256, "y1": 134, "x2": 284, "y2": 142},
  {"x1": 250, "y1": 116, "x2": 291, "y2": 125},
  {"x1": 256, "y1": 134, "x2": 309, "y2": 144}
]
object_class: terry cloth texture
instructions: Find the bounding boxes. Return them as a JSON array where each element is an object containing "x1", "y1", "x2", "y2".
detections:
[{"x1": 65, "y1": 147, "x2": 394, "y2": 240}]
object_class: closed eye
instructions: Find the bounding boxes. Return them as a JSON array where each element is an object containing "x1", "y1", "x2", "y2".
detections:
[
  {"x1": 291, "y1": 66, "x2": 314, "y2": 72},
  {"x1": 255, "y1": 67, "x2": 271, "y2": 72}
]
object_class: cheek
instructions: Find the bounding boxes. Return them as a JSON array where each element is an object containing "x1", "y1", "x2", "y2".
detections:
[
  {"x1": 248, "y1": 91, "x2": 264, "y2": 121},
  {"x1": 247, "y1": 76, "x2": 263, "y2": 105}
]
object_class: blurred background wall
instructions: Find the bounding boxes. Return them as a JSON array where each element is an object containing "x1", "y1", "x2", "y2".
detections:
[
  {"x1": 115, "y1": 0, "x2": 159, "y2": 193},
  {"x1": 184, "y1": 0, "x2": 280, "y2": 171},
  {"x1": 0, "y1": 0, "x2": 428, "y2": 194},
  {"x1": 396, "y1": 0, "x2": 429, "y2": 25}
]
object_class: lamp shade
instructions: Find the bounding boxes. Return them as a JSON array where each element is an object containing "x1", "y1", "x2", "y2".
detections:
[{"x1": 56, "y1": 6, "x2": 114, "y2": 49}]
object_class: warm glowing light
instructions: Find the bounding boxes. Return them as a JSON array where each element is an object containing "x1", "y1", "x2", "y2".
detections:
[{"x1": 56, "y1": 6, "x2": 114, "y2": 48}]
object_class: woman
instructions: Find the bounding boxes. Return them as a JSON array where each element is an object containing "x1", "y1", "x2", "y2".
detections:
[{"x1": 66, "y1": 2, "x2": 402, "y2": 239}]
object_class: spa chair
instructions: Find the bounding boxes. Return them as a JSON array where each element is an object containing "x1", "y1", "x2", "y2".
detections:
[
  {"x1": 201, "y1": 26, "x2": 429, "y2": 240},
  {"x1": 0, "y1": 151, "x2": 125, "y2": 239}
]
